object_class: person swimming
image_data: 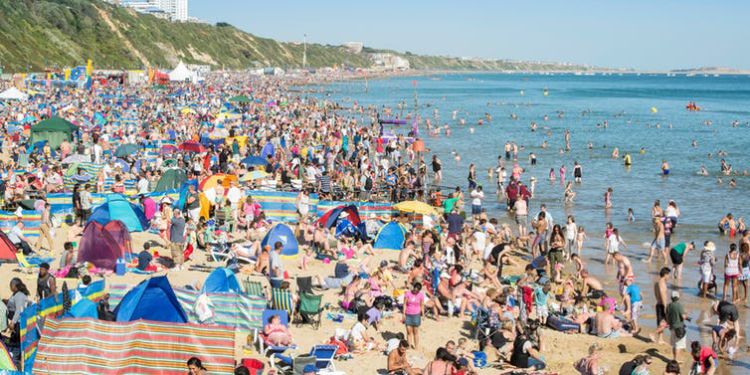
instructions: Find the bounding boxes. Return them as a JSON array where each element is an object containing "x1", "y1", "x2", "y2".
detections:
[{"x1": 661, "y1": 160, "x2": 670, "y2": 175}]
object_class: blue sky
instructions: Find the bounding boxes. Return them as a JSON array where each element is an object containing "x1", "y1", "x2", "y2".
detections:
[{"x1": 190, "y1": 1, "x2": 749, "y2": 70}]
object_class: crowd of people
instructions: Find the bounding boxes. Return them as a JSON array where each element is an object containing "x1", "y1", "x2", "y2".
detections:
[{"x1": 0, "y1": 71, "x2": 746, "y2": 375}]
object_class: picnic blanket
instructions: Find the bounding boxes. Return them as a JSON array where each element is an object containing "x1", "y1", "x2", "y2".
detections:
[{"x1": 33, "y1": 318, "x2": 235, "y2": 375}]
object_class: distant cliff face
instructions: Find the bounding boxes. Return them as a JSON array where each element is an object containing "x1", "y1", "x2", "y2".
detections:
[{"x1": 0, "y1": 0, "x2": 590, "y2": 72}]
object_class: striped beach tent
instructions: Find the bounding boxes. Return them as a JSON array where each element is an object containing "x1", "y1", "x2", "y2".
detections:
[{"x1": 33, "y1": 318, "x2": 235, "y2": 374}]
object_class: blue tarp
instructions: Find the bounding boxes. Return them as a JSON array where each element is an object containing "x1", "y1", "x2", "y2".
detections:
[
  {"x1": 114, "y1": 276, "x2": 188, "y2": 323},
  {"x1": 202, "y1": 267, "x2": 241, "y2": 294},
  {"x1": 373, "y1": 222, "x2": 406, "y2": 250},
  {"x1": 88, "y1": 194, "x2": 148, "y2": 232},
  {"x1": 261, "y1": 223, "x2": 299, "y2": 258}
]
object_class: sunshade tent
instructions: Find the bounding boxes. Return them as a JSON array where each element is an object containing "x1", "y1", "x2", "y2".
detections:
[
  {"x1": 160, "y1": 144, "x2": 177, "y2": 154},
  {"x1": 114, "y1": 276, "x2": 188, "y2": 323},
  {"x1": 88, "y1": 194, "x2": 149, "y2": 232},
  {"x1": 30, "y1": 117, "x2": 77, "y2": 148},
  {"x1": 202, "y1": 267, "x2": 241, "y2": 293},
  {"x1": 229, "y1": 95, "x2": 252, "y2": 103},
  {"x1": 373, "y1": 222, "x2": 407, "y2": 250},
  {"x1": 393, "y1": 200, "x2": 438, "y2": 216},
  {"x1": 62, "y1": 299, "x2": 98, "y2": 319},
  {"x1": 77, "y1": 220, "x2": 132, "y2": 270},
  {"x1": 261, "y1": 224, "x2": 299, "y2": 258},
  {"x1": 0, "y1": 230, "x2": 18, "y2": 262},
  {"x1": 154, "y1": 169, "x2": 187, "y2": 192},
  {"x1": 114, "y1": 143, "x2": 140, "y2": 157},
  {"x1": 317, "y1": 205, "x2": 367, "y2": 240}
]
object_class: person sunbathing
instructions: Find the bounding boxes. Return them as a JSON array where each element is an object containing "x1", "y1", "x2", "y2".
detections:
[{"x1": 263, "y1": 314, "x2": 293, "y2": 346}]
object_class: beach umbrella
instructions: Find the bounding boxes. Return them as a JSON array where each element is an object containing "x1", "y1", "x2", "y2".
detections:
[
  {"x1": 240, "y1": 156, "x2": 267, "y2": 167},
  {"x1": 160, "y1": 144, "x2": 178, "y2": 155},
  {"x1": 114, "y1": 143, "x2": 139, "y2": 157},
  {"x1": 178, "y1": 141, "x2": 206, "y2": 153},
  {"x1": 393, "y1": 200, "x2": 438, "y2": 216},
  {"x1": 114, "y1": 158, "x2": 130, "y2": 172},
  {"x1": 240, "y1": 170, "x2": 269, "y2": 182}
]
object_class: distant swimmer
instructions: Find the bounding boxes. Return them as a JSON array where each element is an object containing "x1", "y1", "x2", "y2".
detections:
[
  {"x1": 604, "y1": 187, "x2": 613, "y2": 209},
  {"x1": 698, "y1": 165, "x2": 709, "y2": 176},
  {"x1": 459, "y1": 119, "x2": 466, "y2": 125},
  {"x1": 661, "y1": 160, "x2": 670, "y2": 176},
  {"x1": 530, "y1": 122, "x2": 537, "y2": 132},
  {"x1": 640, "y1": 147, "x2": 646, "y2": 154},
  {"x1": 623, "y1": 153, "x2": 632, "y2": 166},
  {"x1": 692, "y1": 139, "x2": 698, "y2": 147},
  {"x1": 469, "y1": 127, "x2": 475, "y2": 134},
  {"x1": 612, "y1": 147, "x2": 620, "y2": 159}
]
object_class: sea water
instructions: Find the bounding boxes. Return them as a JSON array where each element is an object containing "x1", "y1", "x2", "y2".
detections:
[{"x1": 311, "y1": 73, "x2": 750, "y2": 372}]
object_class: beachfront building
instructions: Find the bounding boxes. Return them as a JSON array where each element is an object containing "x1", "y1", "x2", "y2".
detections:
[
  {"x1": 370, "y1": 53, "x2": 411, "y2": 71},
  {"x1": 107, "y1": 0, "x2": 188, "y2": 22},
  {"x1": 343, "y1": 42, "x2": 364, "y2": 54}
]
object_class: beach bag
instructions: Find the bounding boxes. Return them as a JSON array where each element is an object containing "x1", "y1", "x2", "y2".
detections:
[
  {"x1": 472, "y1": 351, "x2": 487, "y2": 368},
  {"x1": 328, "y1": 336, "x2": 349, "y2": 356},
  {"x1": 195, "y1": 293, "x2": 214, "y2": 323}
]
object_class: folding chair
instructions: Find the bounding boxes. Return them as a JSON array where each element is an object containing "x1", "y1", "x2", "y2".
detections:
[
  {"x1": 272, "y1": 345, "x2": 337, "y2": 373},
  {"x1": 257, "y1": 309, "x2": 297, "y2": 356},
  {"x1": 271, "y1": 287, "x2": 294, "y2": 317},
  {"x1": 296, "y1": 293, "x2": 323, "y2": 330},
  {"x1": 270, "y1": 353, "x2": 315, "y2": 375},
  {"x1": 244, "y1": 278, "x2": 267, "y2": 299}
]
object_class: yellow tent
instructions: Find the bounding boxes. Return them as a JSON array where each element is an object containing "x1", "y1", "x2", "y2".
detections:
[
  {"x1": 199, "y1": 192, "x2": 211, "y2": 220},
  {"x1": 225, "y1": 135, "x2": 248, "y2": 148}
]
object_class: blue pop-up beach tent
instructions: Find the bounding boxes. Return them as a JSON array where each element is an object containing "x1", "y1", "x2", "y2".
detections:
[
  {"x1": 373, "y1": 222, "x2": 407, "y2": 250},
  {"x1": 202, "y1": 267, "x2": 241, "y2": 294},
  {"x1": 261, "y1": 223, "x2": 299, "y2": 258},
  {"x1": 88, "y1": 194, "x2": 149, "y2": 232},
  {"x1": 114, "y1": 276, "x2": 188, "y2": 323}
]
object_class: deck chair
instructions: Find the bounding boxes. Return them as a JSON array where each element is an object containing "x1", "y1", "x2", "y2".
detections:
[
  {"x1": 257, "y1": 309, "x2": 297, "y2": 356},
  {"x1": 16, "y1": 253, "x2": 54, "y2": 268},
  {"x1": 273, "y1": 345, "x2": 337, "y2": 373},
  {"x1": 270, "y1": 353, "x2": 316, "y2": 375},
  {"x1": 296, "y1": 293, "x2": 323, "y2": 330},
  {"x1": 271, "y1": 287, "x2": 294, "y2": 316},
  {"x1": 207, "y1": 242, "x2": 231, "y2": 262},
  {"x1": 244, "y1": 278, "x2": 267, "y2": 299}
]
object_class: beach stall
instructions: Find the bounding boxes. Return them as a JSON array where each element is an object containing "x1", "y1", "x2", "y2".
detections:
[{"x1": 30, "y1": 116, "x2": 78, "y2": 148}]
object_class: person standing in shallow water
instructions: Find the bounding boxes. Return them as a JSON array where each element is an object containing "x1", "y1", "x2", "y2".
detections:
[
  {"x1": 604, "y1": 187, "x2": 613, "y2": 209},
  {"x1": 573, "y1": 161, "x2": 582, "y2": 183},
  {"x1": 661, "y1": 160, "x2": 670, "y2": 176}
]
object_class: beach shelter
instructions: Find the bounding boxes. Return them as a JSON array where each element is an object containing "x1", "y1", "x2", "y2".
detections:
[
  {"x1": 0, "y1": 230, "x2": 17, "y2": 263},
  {"x1": 88, "y1": 194, "x2": 149, "y2": 232},
  {"x1": 114, "y1": 143, "x2": 139, "y2": 157},
  {"x1": 317, "y1": 205, "x2": 367, "y2": 240},
  {"x1": 154, "y1": 169, "x2": 187, "y2": 192},
  {"x1": 373, "y1": 222, "x2": 407, "y2": 250},
  {"x1": 202, "y1": 267, "x2": 241, "y2": 294},
  {"x1": 114, "y1": 276, "x2": 188, "y2": 323},
  {"x1": 168, "y1": 61, "x2": 199, "y2": 83},
  {"x1": 228, "y1": 95, "x2": 252, "y2": 104},
  {"x1": 261, "y1": 223, "x2": 299, "y2": 258},
  {"x1": 199, "y1": 173, "x2": 238, "y2": 191},
  {"x1": 63, "y1": 299, "x2": 98, "y2": 319},
  {"x1": 317, "y1": 205, "x2": 362, "y2": 229},
  {"x1": 30, "y1": 117, "x2": 77, "y2": 148},
  {"x1": 77, "y1": 220, "x2": 132, "y2": 270},
  {"x1": 0, "y1": 87, "x2": 28, "y2": 101}
]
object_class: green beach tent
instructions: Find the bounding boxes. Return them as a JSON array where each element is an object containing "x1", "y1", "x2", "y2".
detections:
[
  {"x1": 31, "y1": 116, "x2": 77, "y2": 148},
  {"x1": 229, "y1": 95, "x2": 252, "y2": 104}
]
